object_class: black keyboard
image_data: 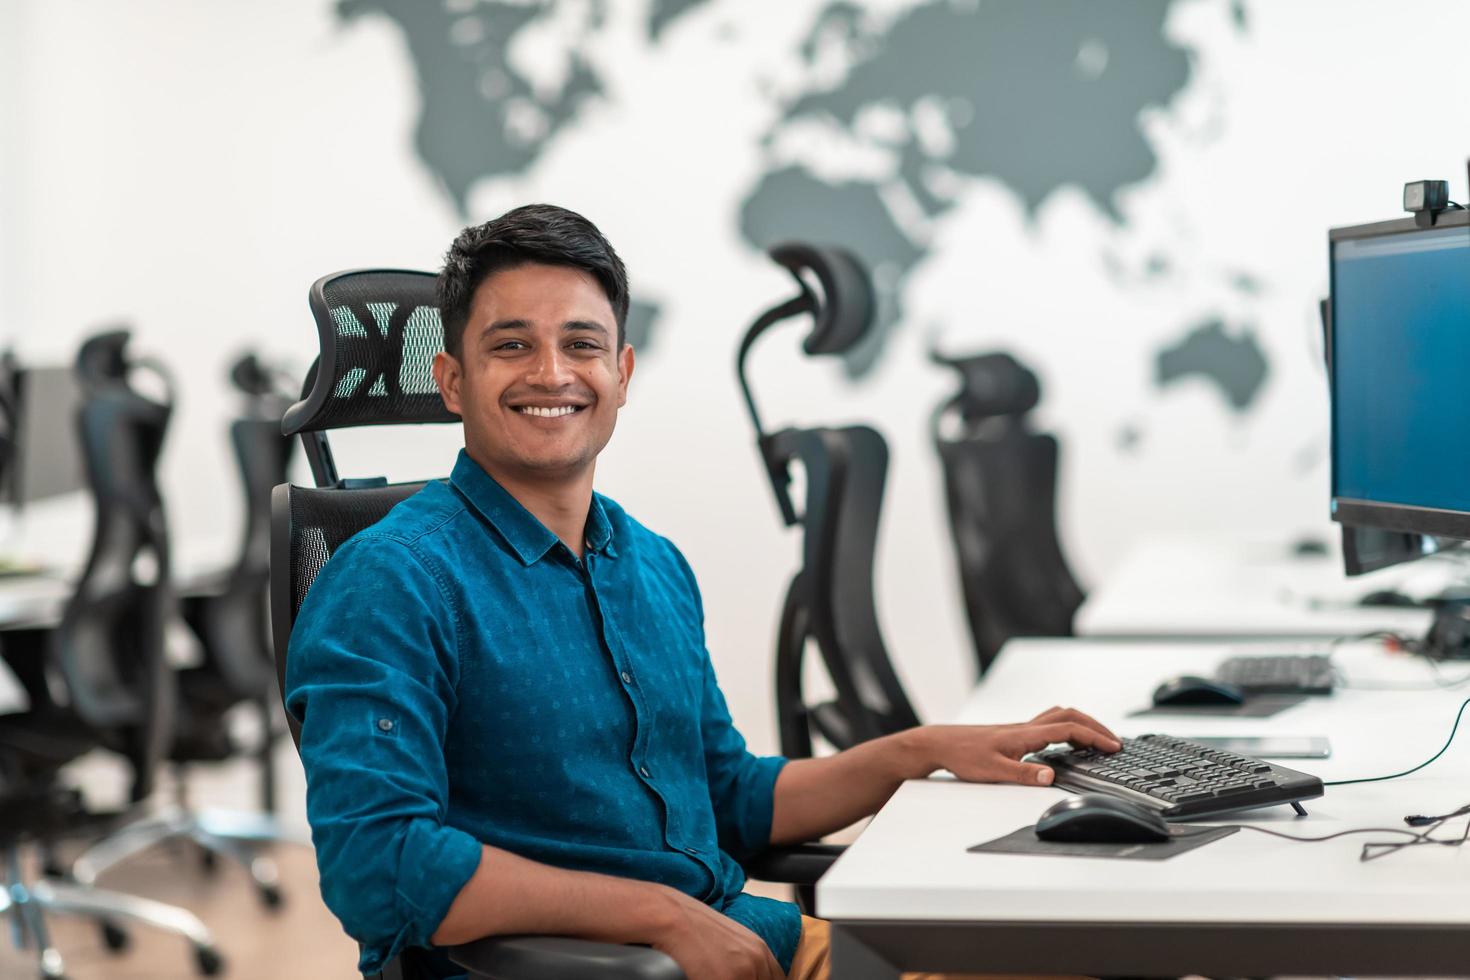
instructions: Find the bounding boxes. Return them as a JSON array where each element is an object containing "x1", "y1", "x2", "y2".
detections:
[
  {"x1": 1214, "y1": 654, "x2": 1336, "y2": 695},
  {"x1": 1037, "y1": 734, "x2": 1324, "y2": 819}
]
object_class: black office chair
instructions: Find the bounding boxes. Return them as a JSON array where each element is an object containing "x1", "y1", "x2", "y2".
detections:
[
  {"x1": 70, "y1": 353, "x2": 303, "y2": 910},
  {"x1": 736, "y1": 243, "x2": 921, "y2": 763},
  {"x1": 929, "y1": 351, "x2": 1085, "y2": 675},
  {"x1": 0, "y1": 330, "x2": 223, "y2": 979},
  {"x1": 180, "y1": 352, "x2": 298, "y2": 815},
  {"x1": 272, "y1": 269, "x2": 838, "y2": 980}
]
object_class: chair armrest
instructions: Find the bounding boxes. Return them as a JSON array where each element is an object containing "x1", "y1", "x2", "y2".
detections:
[
  {"x1": 741, "y1": 843, "x2": 846, "y2": 886},
  {"x1": 449, "y1": 935, "x2": 684, "y2": 980}
]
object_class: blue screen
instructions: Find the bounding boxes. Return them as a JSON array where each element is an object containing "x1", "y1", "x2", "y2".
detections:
[{"x1": 1331, "y1": 224, "x2": 1470, "y2": 515}]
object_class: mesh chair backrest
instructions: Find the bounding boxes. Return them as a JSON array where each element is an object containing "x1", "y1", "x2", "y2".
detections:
[
  {"x1": 270, "y1": 481, "x2": 426, "y2": 746},
  {"x1": 932, "y1": 351, "x2": 1083, "y2": 673},
  {"x1": 196, "y1": 417, "x2": 295, "y2": 700},
  {"x1": 62, "y1": 337, "x2": 176, "y2": 801},
  {"x1": 285, "y1": 270, "x2": 459, "y2": 434},
  {"x1": 770, "y1": 425, "x2": 919, "y2": 755}
]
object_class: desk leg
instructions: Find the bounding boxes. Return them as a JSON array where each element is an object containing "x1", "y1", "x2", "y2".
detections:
[{"x1": 831, "y1": 924, "x2": 902, "y2": 980}]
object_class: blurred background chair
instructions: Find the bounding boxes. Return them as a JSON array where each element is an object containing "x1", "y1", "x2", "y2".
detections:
[
  {"x1": 0, "y1": 330, "x2": 224, "y2": 979},
  {"x1": 273, "y1": 268, "x2": 839, "y2": 979},
  {"x1": 929, "y1": 350, "x2": 1085, "y2": 675},
  {"x1": 736, "y1": 243, "x2": 920, "y2": 765},
  {"x1": 69, "y1": 351, "x2": 303, "y2": 911}
]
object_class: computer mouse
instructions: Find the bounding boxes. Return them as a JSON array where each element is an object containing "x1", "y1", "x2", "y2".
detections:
[
  {"x1": 1358, "y1": 589, "x2": 1419, "y2": 608},
  {"x1": 1151, "y1": 675, "x2": 1246, "y2": 707},
  {"x1": 1034, "y1": 794, "x2": 1171, "y2": 844},
  {"x1": 1291, "y1": 537, "x2": 1329, "y2": 557}
]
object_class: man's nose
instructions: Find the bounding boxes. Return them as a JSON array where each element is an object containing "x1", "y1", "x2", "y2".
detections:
[{"x1": 525, "y1": 345, "x2": 575, "y2": 387}]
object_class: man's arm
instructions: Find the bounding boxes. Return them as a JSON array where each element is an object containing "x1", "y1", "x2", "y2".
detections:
[
  {"x1": 432, "y1": 845, "x2": 784, "y2": 980},
  {"x1": 768, "y1": 706, "x2": 1120, "y2": 845}
]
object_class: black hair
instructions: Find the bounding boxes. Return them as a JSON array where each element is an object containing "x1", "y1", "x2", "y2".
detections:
[{"x1": 437, "y1": 203, "x2": 630, "y2": 358}]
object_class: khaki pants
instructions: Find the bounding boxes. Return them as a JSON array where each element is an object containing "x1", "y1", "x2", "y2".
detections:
[{"x1": 787, "y1": 916, "x2": 1083, "y2": 980}]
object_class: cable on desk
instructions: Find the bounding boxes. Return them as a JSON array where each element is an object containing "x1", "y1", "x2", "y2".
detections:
[
  {"x1": 1237, "y1": 813, "x2": 1470, "y2": 862},
  {"x1": 1329, "y1": 631, "x2": 1470, "y2": 691},
  {"x1": 1175, "y1": 807, "x2": 1470, "y2": 862},
  {"x1": 1321, "y1": 697, "x2": 1469, "y2": 787}
]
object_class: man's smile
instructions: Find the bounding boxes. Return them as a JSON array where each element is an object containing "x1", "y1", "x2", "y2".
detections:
[{"x1": 513, "y1": 404, "x2": 587, "y2": 418}]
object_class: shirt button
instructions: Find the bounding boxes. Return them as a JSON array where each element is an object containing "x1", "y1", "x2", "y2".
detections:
[
  {"x1": 620, "y1": 671, "x2": 632, "y2": 684},
  {"x1": 682, "y1": 845, "x2": 699, "y2": 856},
  {"x1": 376, "y1": 718, "x2": 394, "y2": 732},
  {"x1": 639, "y1": 766, "x2": 651, "y2": 778}
]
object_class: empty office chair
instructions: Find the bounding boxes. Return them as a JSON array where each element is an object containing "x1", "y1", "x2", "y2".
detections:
[
  {"x1": 736, "y1": 243, "x2": 920, "y2": 763},
  {"x1": 930, "y1": 350, "x2": 1085, "y2": 674},
  {"x1": 0, "y1": 330, "x2": 223, "y2": 978},
  {"x1": 71, "y1": 352, "x2": 302, "y2": 910},
  {"x1": 272, "y1": 269, "x2": 838, "y2": 980}
]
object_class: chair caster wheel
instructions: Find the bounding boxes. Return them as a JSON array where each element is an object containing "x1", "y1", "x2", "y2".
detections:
[
  {"x1": 194, "y1": 945, "x2": 225, "y2": 976},
  {"x1": 39, "y1": 947, "x2": 67, "y2": 978},
  {"x1": 259, "y1": 883, "x2": 284, "y2": 910},
  {"x1": 100, "y1": 920, "x2": 131, "y2": 952}
]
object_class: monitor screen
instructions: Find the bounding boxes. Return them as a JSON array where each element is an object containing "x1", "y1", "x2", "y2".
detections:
[
  {"x1": 4, "y1": 365, "x2": 87, "y2": 506},
  {"x1": 1329, "y1": 212, "x2": 1470, "y2": 541}
]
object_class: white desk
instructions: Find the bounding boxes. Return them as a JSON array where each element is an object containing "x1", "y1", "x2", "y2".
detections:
[
  {"x1": 1076, "y1": 537, "x2": 1441, "y2": 639},
  {"x1": 0, "y1": 540, "x2": 236, "y2": 715},
  {"x1": 820, "y1": 638, "x2": 1470, "y2": 977}
]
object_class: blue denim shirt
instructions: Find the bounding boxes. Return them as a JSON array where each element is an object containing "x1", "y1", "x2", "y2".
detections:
[{"x1": 285, "y1": 451, "x2": 799, "y2": 976}]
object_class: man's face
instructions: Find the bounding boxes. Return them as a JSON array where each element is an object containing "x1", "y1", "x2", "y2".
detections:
[{"x1": 433, "y1": 262, "x2": 634, "y2": 484}]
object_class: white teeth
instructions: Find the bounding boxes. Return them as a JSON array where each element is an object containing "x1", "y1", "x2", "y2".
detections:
[{"x1": 518, "y1": 405, "x2": 580, "y2": 418}]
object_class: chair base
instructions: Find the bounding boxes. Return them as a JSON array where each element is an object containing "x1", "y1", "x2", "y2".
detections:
[
  {"x1": 70, "y1": 804, "x2": 304, "y2": 910},
  {"x1": 4, "y1": 846, "x2": 225, "y2": 979}
]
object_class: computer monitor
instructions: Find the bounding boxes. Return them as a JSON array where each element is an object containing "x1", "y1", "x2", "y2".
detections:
[
  {"x1": 1327, "y1": 209, "x2": 1470, "y2": 572},
  {"x1": 0, "y1": 364, "x2": 87, "y2": 507}
]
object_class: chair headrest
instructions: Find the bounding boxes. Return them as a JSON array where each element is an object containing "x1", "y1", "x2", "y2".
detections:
[
  {"x1": 283, "y1": 269, "x2": 460, "y2": 435},
  {"x1": 932, "y1": 350, "x2": 1040, "y2": 418},
  {"x1": 76, "y1": 329, "x2": 132, "y2": 386},
  {"x1": 75, "y1": 328, "x2": 175, "y2": 411},
  {"x1": 769, "y1": 243, "x2": 875, "y2": 357}
]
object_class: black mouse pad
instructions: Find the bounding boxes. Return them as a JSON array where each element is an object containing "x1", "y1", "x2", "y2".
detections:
[
  {"x1": 967, "y1": 824, "x2": 1237, "y2": 861},
  {"x1": 1127, "y1": 694, "x2": 1307, "y2": 719}
]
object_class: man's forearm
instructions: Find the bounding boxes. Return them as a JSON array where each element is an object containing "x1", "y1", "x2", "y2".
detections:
[
  {"x1": 430, "y1": 844, "x2": 677, "y2": 947},
  {"x1": 768, "y1": 727, "x2": 937, "y2": 845}
]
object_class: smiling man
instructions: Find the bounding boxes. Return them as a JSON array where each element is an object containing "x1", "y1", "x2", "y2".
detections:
[{"x1": 285, "y1": 204, "x2": 1118, "y2": 980}]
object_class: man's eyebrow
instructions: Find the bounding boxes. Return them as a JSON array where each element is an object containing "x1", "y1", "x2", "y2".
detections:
[
  {"x1": 482, "y1": 319, "x2": 532, "y2": 335},
  {"x1": 563, "y1": 321, "x2": 609, "y2": 338},
  {"x1": 480, "y1": 319, "x2": 610, "y2": 336}
]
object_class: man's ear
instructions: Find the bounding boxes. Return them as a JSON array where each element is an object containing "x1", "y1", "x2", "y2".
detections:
[
  {"x1": 432, "y1": 350, "x2": 463, "y2": 415},
  {"x1": 616, "y1": 343, "x2": 635, "y2": 408}
]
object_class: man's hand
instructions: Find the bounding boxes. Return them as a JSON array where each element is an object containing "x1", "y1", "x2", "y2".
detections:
[
  {"x1": 770, "y1": 705, "x2": 1121, "y2": 844},
  {"x1": 647, "y1": 886, "x2": 784, "y2": 980},
  {"x1": 921, "y1": 705, "x2": 1121, "y2": 786}
]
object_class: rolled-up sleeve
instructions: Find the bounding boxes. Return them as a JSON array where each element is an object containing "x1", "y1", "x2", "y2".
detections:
[{"x1": 284, "y1": 533, "x2": 483, "y2": 973}]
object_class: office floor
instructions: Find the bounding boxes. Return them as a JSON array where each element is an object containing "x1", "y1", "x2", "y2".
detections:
[
  {"x1": 0, "y1": 843, "x2": 358, "y2": 980},
  {"x1": 0, "y1": 738, "x2": 362, "y2": 979}
]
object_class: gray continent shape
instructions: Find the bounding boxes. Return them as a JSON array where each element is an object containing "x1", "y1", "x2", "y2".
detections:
[
  {"x1": 622, "y1": 298, "x2": 661, "y2": 353},
  {"x1": 742, "y1": 0, "x2": 1193, "y2": 378},
  {"x1": 648, "y1": 0, "x2": 715, "y2": 40},
  {"x1": 339, "y1": 0, "x2": 603, "y2": 215},
  {"x1": 1155, "y1": 319, "x2": 1269, "y2": 413}
]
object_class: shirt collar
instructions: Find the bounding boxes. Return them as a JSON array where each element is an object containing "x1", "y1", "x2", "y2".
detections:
[{"x1": 449, "y1": 450, "x2": 616, "y2": 565}]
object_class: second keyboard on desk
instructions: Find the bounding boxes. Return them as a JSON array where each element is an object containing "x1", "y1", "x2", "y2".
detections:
[
  {"x1": 1214, "y1": 653, "x2": 1336, "y2": 695},
  {"x1": 1038, "y1": 734, "x2": 1324, "y2": 819}
]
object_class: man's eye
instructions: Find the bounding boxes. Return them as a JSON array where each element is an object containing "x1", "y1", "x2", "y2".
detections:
[
  {"x1": 569, "y1": 340, "x2": 601, "y2": 351},
  {"x1": 495, "y1": 340, "x2": 529, "y2": 351}
]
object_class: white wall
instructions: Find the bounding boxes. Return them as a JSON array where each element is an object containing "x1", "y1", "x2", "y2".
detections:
[{"x1": 4, "y1": 0, "x2": 1470, "y2": 755}]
